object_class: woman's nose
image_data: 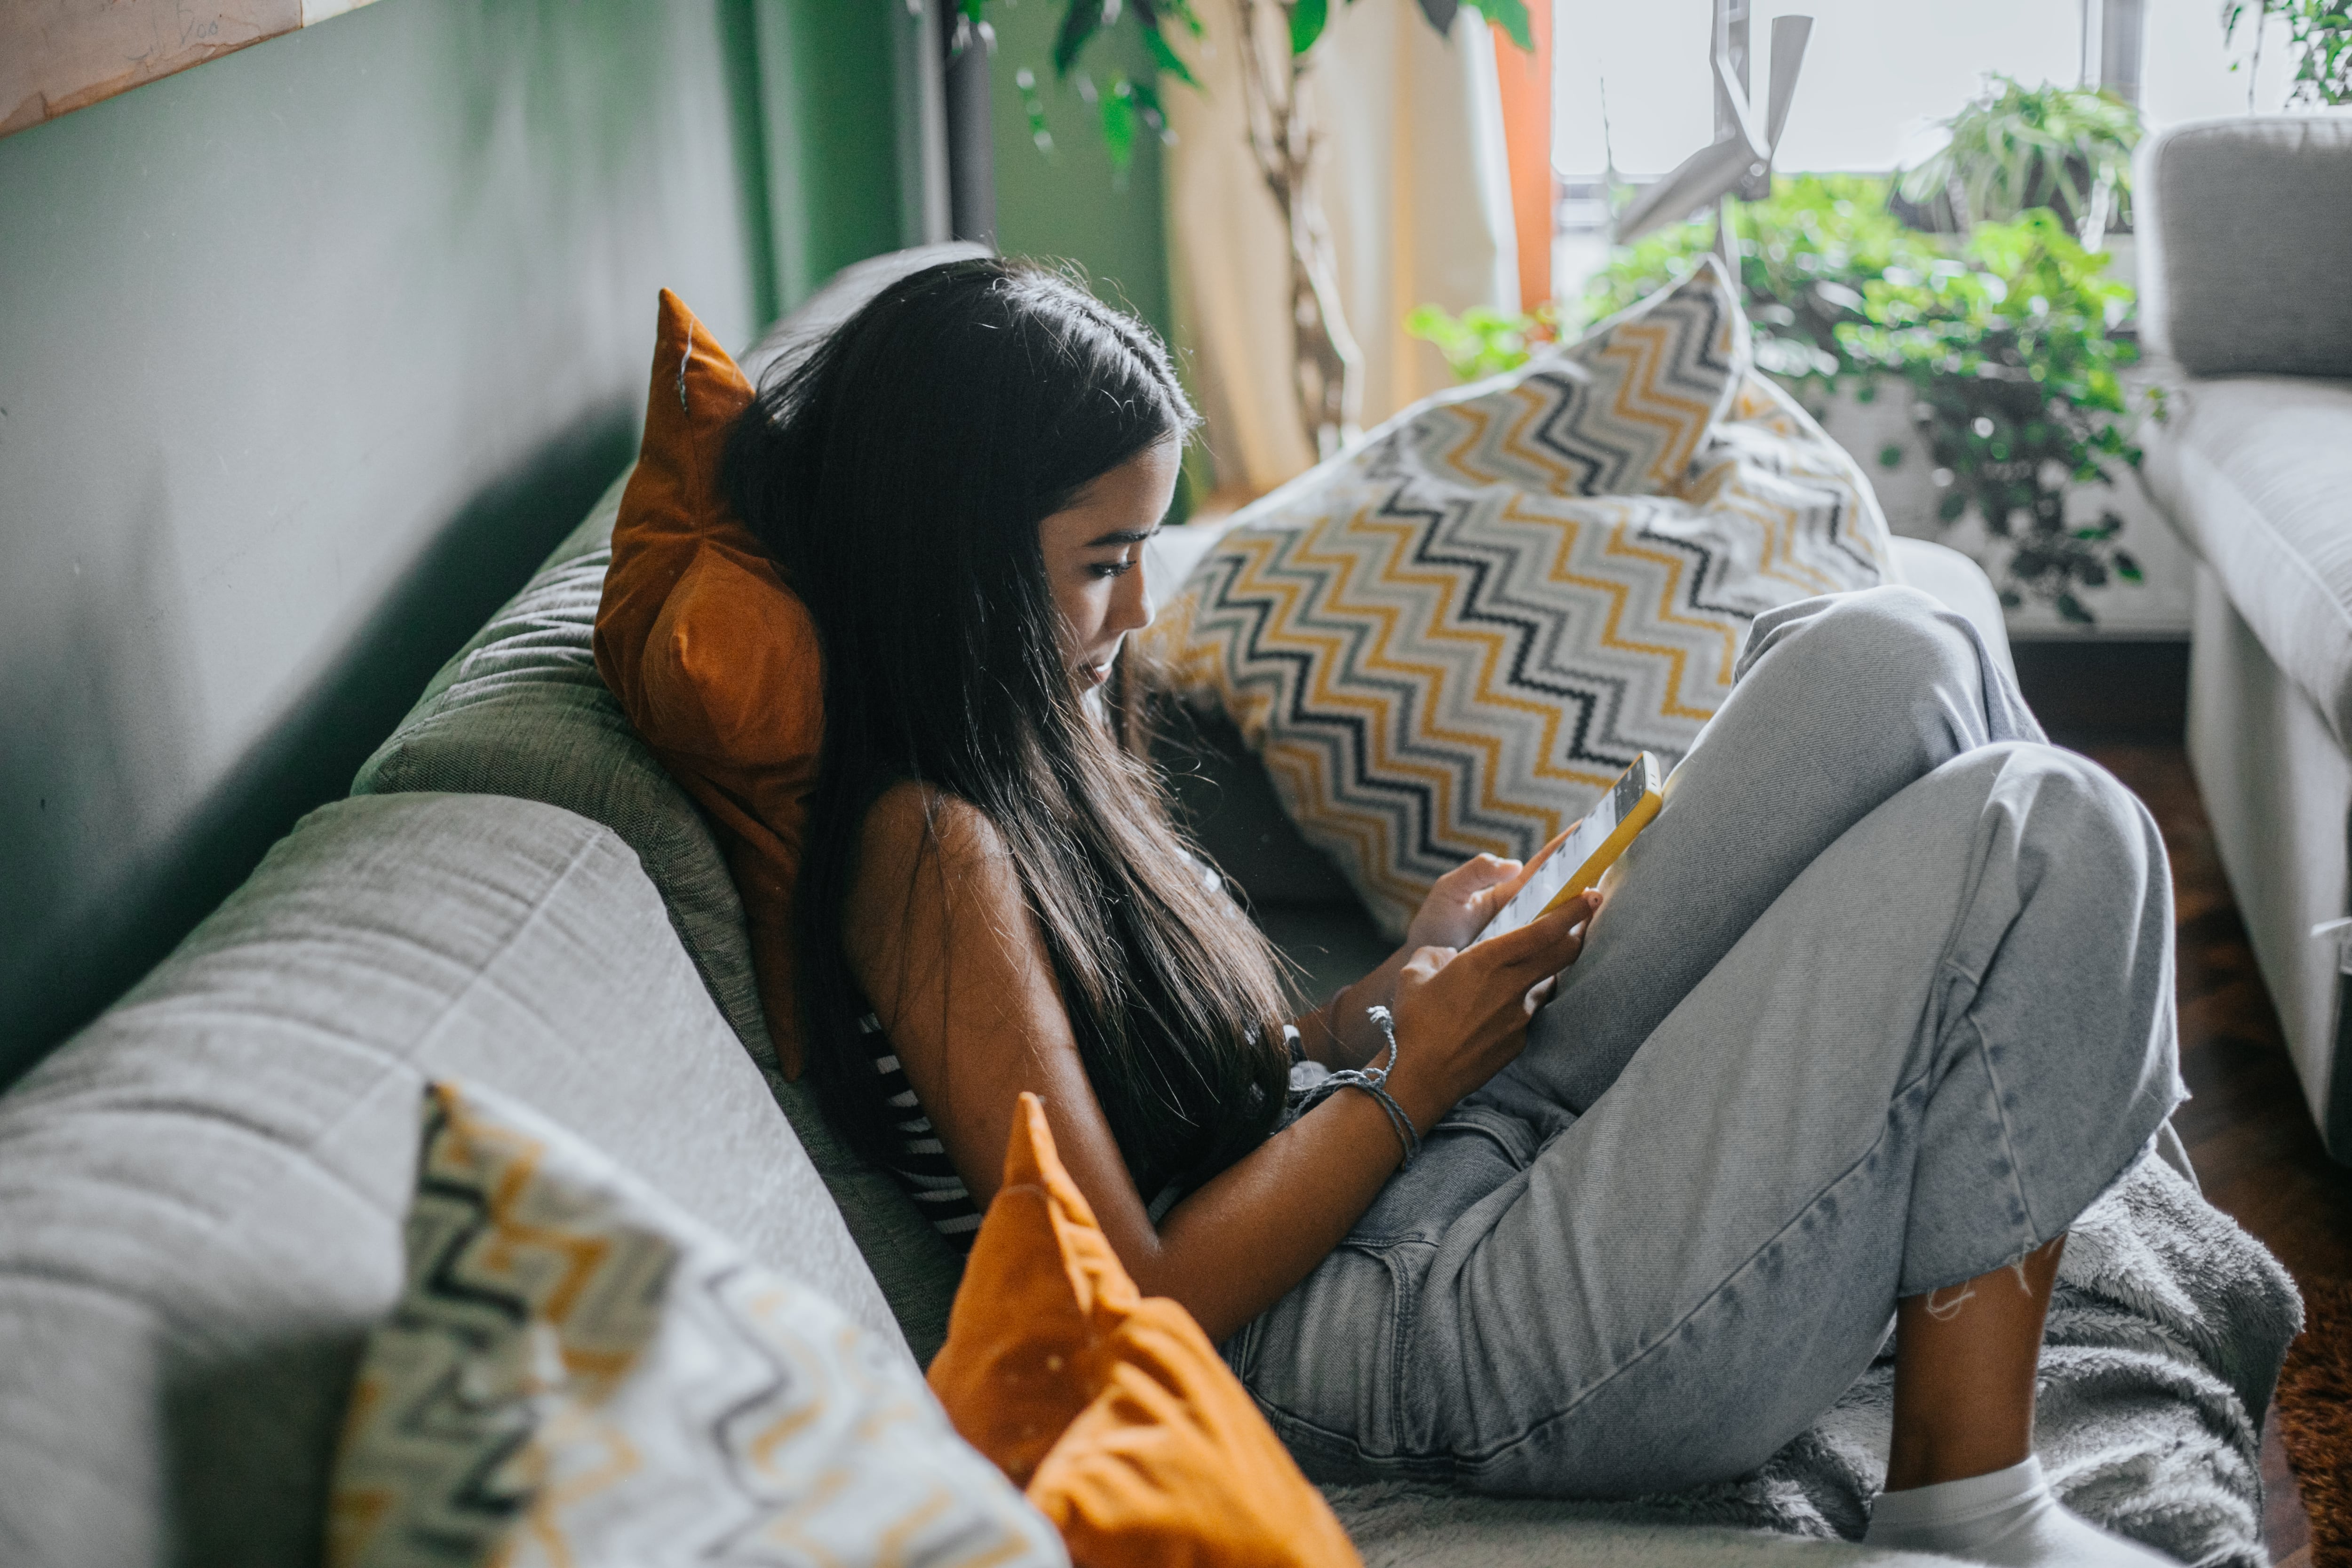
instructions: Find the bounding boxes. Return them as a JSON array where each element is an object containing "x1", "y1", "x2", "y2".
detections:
[{"x1": 1113, "y1": 559, "x2": 1155, "y2": 636}]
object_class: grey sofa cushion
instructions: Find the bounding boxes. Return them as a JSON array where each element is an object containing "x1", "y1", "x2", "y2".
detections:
[
  {"x1": 346, "y1": 247, "x2": 1015, "y2": 1366},
  {"x1": 0, "y1": 794, "x2": 895, "y2": 1568},
  {"x1": 2143, "y1": 374, "x2": 2352, "y2": 744},
  {"x1": 355, "y1": 475, "x2": 771, "y2": 1064},
  {"x1": 351, "y1": 497, "x2": 962, "y2": 1367},
  {"x1": 2138, "y1": 116, "x2": 2352, "y2": 379}
]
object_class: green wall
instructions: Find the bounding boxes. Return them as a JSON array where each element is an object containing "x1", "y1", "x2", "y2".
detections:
[
  {"x1": 755, "y1": 0, "x2": 910, "y2": 308},
  {"x1": 0, "y1": 0, "x2": 902, "y2": 1082},
  {"x1": 986, "y1": 8, "x2": 1173, "y2": 341}
]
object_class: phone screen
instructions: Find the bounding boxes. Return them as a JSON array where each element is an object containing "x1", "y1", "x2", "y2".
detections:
[{"x1": 1475, "y1": 755, "x2": 1662, "y2": 944}]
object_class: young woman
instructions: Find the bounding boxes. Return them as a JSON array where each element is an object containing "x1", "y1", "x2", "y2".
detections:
[{"x1": 724, "y1": 257, "x2": 2184, "y2": 1568}]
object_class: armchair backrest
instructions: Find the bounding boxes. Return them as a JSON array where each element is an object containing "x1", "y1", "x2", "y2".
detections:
[{"x1": 2136, "y1": 116, "x2": 2352, "y2": 379}]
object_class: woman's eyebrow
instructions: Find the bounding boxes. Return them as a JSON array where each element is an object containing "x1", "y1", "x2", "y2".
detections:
[{"x1": 1085, "y1": 525, "x2": 1162, "y2": 548}]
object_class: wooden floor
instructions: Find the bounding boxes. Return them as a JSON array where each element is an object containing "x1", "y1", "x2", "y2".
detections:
[
  {"x1": 2026, "y1": 646, "x2": 2352, "y2": 1565},
  {"x1": 2079, "y1": 741, "x2": 2342, "y2": 1566}
]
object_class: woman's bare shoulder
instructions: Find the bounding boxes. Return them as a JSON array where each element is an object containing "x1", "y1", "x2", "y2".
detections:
[
  {"x1": 858, "y1": 780, "x2": 1013, "y2": 887},
  {"x1": 847, "y1": 782, "x2": 1072, "y2": 1093},
  {"x1": 848, "y1": 782, "x2": 1031, "y2": 978}
]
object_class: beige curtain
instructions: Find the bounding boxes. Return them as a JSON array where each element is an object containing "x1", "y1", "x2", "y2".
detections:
[{"x1": 1167, "y1": 0, "x2": 1520, "y2": 497}]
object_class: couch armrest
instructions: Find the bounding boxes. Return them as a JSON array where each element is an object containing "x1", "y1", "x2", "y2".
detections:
[{"x1": 2137, "y1": 116, "x2": 2352, "y2": 378}]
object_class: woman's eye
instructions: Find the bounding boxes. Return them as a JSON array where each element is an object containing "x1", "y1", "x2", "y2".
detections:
[{"x1": 1089, "y1": 558, "x2": 1139, "y2": 579}]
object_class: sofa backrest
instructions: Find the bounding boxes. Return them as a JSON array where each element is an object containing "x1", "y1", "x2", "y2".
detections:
[
  {"x1": 350, "y1": 481, "x2": 966, "y2": 1365},
  {"x1": 0, "y1": 793, "x2": 894, "y2": 1568},
  {"x1": 2137, "y1": 116, "x2": 2352, "y2": 380}
]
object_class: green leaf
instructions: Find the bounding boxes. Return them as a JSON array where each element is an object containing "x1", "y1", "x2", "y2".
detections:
[
  {"x1": 1878, "y1": 444, "x2": 1905, "y2": 470},
  {"x1": 2113, "y1": 550, "x2": 2144, "y2": 582},
  {"x1": 1292, "y1": 0, "x2": 1329, "y2": 53},
  {"x1": 1465, "y1": 0, "x2": 1535, "y2": 50},
  {"x1": 1100, "y1": 75, "x2": 1138, "y2": 172},
  {"x1": 1142, "y1": 23, "x2": 1199, "y2": 86},
  {"x1": 1135, "y1": 0, "x2": 1206, "y2": 34},
  {"x1": 1407, "y1": 300, "x2": 1538, "y2": 379},
  {"x1": 1128, "y1": 73, "x2": 1170, "y2": 141},
  {"x1": 1938, "y1": 492, "x2": 1969, "y2": 523},
  {"x1": 2056, "y1": 592, "x2": 2095, "y2": 624},
  {"x1": 1054, "y1": 0, "x2": 1107, "y2": 77}
]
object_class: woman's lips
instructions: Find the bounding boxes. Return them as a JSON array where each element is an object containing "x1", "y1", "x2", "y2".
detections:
[{"x1": 1083, "y1": 661, "x2": 1112, "y2": 687}]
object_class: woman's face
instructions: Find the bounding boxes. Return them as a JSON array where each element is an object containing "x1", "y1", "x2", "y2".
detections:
[{"x1": 1037, "y1": 439, "x2": 1182, "y2": 688}]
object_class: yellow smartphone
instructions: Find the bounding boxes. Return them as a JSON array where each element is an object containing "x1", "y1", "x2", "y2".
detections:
[{"x1": 1474, "y1": 753, "x2": 1666, "y2": 944}]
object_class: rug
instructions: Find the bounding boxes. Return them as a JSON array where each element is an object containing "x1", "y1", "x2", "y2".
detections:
[
  {"x1": 1325, "y1": 1150, "x2": 2303, "y2": 1568},
  {"x1": 2277, "y1": 1277, "x2": 2352, "y2": 1567}
]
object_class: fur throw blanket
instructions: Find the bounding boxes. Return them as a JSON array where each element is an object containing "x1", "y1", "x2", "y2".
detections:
[{"x1": 1327, "y1": 1148, "x2": 2300, "y2": 1568}]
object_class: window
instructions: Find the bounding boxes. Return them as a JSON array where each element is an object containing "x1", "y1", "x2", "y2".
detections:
[
  {"x1": 1548, "y1": 0, "x2": 2299, "y2": 298},
  {"x1": 1550, "y1": 0, "x2": 2075, "y2": 179}
]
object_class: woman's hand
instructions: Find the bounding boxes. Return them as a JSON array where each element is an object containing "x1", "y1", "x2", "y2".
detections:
[
  {"x1": 1405, "y1": 853, "x2": 1526, "y2": 952},
  {"x1": 1386, "y1": 891, "x2": 1598, "y2": 1130}
]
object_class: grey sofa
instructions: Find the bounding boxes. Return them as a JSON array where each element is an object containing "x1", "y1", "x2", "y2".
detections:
[
  {"x1": 2137, "y1": 114, "x2": 2352, "y2": 1158},
  {"x1": 0, "y1": 495, "x2": 1991, "y2": 1568},
  {"x1": 0, "y1": 253, "x2": 2282, "y2": 1568}
]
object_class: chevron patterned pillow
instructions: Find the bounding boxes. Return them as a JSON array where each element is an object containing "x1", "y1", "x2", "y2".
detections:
[
  {"x1": 1152, "y1": 261, "x2": 1894, "y2": 939},
  {"x1": 327, "y1": 1080, "x2": 1064, "y2": 1568}
]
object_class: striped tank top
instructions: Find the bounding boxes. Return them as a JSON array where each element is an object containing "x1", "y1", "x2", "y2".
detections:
[
  {"x1": 860, "y1": 1009, "x2": 1309, "y2": 1252},
  {"x1": 857, "y1": 852, "x2": 1293, "y2": 1250},
  {"x1": 858, "y1": 1011, "x2": 985, "y2": 1250}
]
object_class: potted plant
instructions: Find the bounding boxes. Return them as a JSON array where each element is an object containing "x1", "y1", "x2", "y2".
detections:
[
  {"x1": 1894, "y1": 75, "x2": 2141, "y2": 248},
  {"x1": 1410, "y1": 79, "x2": 2159, "y2": 626}
]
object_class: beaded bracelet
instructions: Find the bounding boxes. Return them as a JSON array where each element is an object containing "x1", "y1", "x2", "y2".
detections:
[{"x1": 1312, "y1": 1005, "x2": 1421, "y2": 1169}]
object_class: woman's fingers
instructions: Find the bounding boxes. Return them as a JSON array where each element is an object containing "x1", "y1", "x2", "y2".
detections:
[
  {"x1": 1442, "y1": 855, "x2": 1520, "y2": 914},
  {"x1": 1402, "y1": 943, "x2": 1457, "y2": 986},
  {"x1": 1481, "y1": 891, "x2": 1598, "y2": 978},
  {"x1": 1410, "y1": 855, "x2": 1531, "y2": 949},
  {"x1": 1446, "y1": 853, "x2": 1520, "y2": 890},
  {"x1": 1523, "y1": 973, "x2": 1560, "y2": 1017}
]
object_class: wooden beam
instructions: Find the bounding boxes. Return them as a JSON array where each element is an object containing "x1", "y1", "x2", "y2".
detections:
[{"x1": 1, "y1": 0, "x2": 381, "y2": 140}]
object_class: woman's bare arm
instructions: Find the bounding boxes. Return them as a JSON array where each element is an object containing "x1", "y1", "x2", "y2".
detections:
[{"x1": 847, "y1": 785, "x2": 1589, "y2": 1342}]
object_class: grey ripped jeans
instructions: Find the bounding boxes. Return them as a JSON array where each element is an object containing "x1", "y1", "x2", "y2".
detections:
[{"x1": 1227, "y1": 585, "x2": 2186, "y2": 1497}]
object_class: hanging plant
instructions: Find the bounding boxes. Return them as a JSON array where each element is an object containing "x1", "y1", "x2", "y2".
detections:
[
  {"x1": 962, "y1": 0, "x2": 1531, "y2": 459},
  {"x1": 2225, "y1": 0, "x2": 2352, "y2": 107},
  {"x1": 957, "y1": 0, "x2": 1532, "y2": 173},
  {"x1": 1895, "y1": 76, "x2": 2142, "y2": 249}
]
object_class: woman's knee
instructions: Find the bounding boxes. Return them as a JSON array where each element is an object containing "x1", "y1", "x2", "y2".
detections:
[
  {"x1": 1961, "y1": 743, "x2": 2159, "y2": 873},
  {"x1": 1920, "y1": 744, "x2": 2158, "y2": 877},
  {"x1": 1941, "y1": 743, "x2": 2175, "y2": 1077},
  {"x1": 1902, "y1": 747, "x2": 2178, "y2": 1269},
  {"x1": 1738, "y1": 584, "x2": 1980, "y2": 696},
  {"x1": 1740, "y1": 583, "x2": 1976, "y2": 682}
]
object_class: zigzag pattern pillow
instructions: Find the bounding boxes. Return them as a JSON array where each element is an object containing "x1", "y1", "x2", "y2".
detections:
[
  {"x1": 1154, "y1": 261, "x2": 1893, "y2": 937},
  {"x1": 327, "y1": 1080, "x2": 1064, "y2": 1568}
]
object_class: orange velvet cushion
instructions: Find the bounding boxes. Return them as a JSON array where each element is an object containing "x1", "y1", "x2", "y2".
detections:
[
  {"x1": 929, "y1": 1094, "x2": 1364, "y2": 1568},
  {"x1": 593, "y1": 290, "x2": 823, "y2": 1076}
]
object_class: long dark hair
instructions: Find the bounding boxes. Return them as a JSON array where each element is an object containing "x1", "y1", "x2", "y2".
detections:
[{"x1": 724, "y1": 257, "x2": 1293, "y2": 1200}]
